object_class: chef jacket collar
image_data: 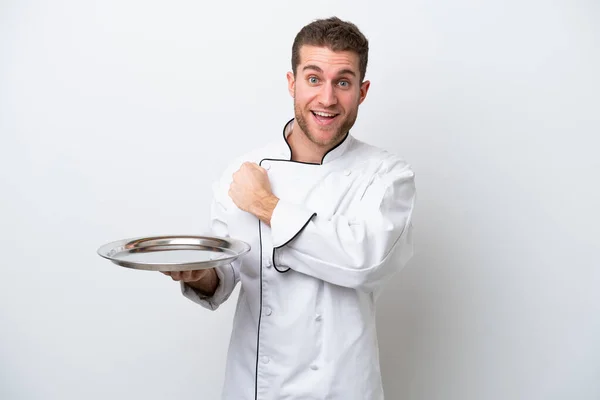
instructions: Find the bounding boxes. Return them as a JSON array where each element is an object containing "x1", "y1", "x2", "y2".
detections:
[{"x1": 281, "y1": 118, "x2": 353, "y2": 165}]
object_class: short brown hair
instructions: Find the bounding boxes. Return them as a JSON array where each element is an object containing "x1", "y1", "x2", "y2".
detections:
[{"x1": 291, "y1": 17, "x2": 369, "y2": 81}]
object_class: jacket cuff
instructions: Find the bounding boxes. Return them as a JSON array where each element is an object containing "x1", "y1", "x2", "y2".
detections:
[
  {"x1": 270, "y1": 199, "x2": 316, "y2": 248},
  {"x1": 180, "y1": 264, "x2": 236, "y2": 311}
]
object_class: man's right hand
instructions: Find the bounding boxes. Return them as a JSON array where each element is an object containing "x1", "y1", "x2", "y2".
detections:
[{"x1": 161, "y1": 268, "x2": 219, "y2": 296}]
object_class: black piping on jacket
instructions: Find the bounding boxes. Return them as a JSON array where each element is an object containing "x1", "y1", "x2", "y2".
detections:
[{"x1": 253, "y1": 118, "x2": 350, "y2": 399}]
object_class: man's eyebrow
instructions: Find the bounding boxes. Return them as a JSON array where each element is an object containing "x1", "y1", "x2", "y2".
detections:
[
  {"x1": 337, "y1": 69, "x2": 357, "y2": 77},
  {"x1": 302, "y1": 65, "x2": 323, "y2": 73},
  {"x1": 302, "y1": 65, "x2": 357, "y2": 77}
]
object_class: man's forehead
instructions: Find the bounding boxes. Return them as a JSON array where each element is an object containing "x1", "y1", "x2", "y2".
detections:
[{"x1": 298, "y1": 45, "x2": 360, "y2": 74}]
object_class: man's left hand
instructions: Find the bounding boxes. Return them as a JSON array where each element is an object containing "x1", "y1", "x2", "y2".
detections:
[{"x1": 229, "y1": 162, "x2": 279, "y2": 225}]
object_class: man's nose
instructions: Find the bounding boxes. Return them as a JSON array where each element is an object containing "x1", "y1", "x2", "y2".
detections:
[{"x1": 317, "y1": 84, "x2": 337, "y2": 107}]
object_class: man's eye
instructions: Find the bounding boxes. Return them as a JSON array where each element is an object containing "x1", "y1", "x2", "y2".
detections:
[
  {"x1": 338, "y1": 81, "x2": 349, "y2": 87},
  {"x1": 309, "y1": 77, "x2": 319, "y2": 84}
]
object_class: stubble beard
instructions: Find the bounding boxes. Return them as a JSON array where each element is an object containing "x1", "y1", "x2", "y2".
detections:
[{"x1": 293, "y1": 99, "x2": 358, "y2": 148}]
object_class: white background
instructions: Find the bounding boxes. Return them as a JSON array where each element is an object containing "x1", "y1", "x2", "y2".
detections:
[{"x1": 1, "y1": 1, "x2": 599, "y2": 399}]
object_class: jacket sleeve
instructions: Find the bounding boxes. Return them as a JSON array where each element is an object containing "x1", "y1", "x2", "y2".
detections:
[
  {"x1": 271, "y1": 158, "x2": 416, "y2": 293},
  {"x1": 180, "y1": 178, "x2": 241, "y2": 310}
]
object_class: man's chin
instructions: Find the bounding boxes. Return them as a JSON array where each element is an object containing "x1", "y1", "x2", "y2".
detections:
[{"x1": 307, "y1": 130, "x2": 345, "y2": 147}]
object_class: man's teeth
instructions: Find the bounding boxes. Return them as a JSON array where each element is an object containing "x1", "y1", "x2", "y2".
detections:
[{"x1": 313, "y1": 111, "x2": 336, "y2": 117}]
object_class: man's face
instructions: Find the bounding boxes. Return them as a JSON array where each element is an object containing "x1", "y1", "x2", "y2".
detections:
[{"x1": 287, "y1": 45, "x2": 370, "y2": 148}]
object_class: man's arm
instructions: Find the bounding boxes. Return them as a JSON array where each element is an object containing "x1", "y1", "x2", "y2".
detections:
[
  {"x1": 270, "y1": 159, "x2": 415, "y2": 292},
  {"x1": 164, "y1": 166, "x2": 242, "y2": 310},
  {"x1": 229, "y1": 158, "x2": 416, "y2": 293}
]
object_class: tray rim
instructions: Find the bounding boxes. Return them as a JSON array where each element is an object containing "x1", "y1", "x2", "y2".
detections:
[{"x1": 97, "y1": 234, "x2": 251, "y2": 272}]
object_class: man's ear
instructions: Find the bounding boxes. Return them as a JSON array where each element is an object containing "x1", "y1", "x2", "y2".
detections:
[
  {"x1": 287, "y1": 71, "x2": 295, "y2": 98},
  {"x1": 359, "y1": 80, "x2": 370, "y2": 105}
]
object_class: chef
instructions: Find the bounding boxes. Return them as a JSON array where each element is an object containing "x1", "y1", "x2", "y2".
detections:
[{"x1": 163, "y1": 16, "x2": 416, "y2": 400}]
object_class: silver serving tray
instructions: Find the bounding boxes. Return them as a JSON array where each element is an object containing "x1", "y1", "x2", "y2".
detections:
[{"x1": 97, "y1": 235, "x2": 251, "y2": 272}]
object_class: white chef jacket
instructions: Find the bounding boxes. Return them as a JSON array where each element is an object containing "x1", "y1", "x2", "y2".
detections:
[{"x1": 181, "y1": 119, "x2": 416, "y2": 400}]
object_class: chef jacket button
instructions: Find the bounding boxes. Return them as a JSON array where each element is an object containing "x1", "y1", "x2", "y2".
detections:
[
  {"x1": 344, "y1": 169, "x2": 351, "y2": 176},
  {"x1": 261, "y1": 356, "x2": 270, "y2": 364},
  {"x1": 264, "y1": 307, "x2": 272, "y2": 316},
  {"x1": 310, "y1": 365, "x2": 319, "y2": 371},
  {"x1": 263, "y1": 162, "x2": 271, "y2": 170},
  {"x1": 315, "y1": 314, "x2": 322, "y2": 321},
  {"x1": 265, "y1": 262, "x2": 272, "y2": 269}
]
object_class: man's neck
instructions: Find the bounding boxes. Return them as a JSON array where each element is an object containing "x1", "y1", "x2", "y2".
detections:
[{"x1": 287, "y1": 126, "x2": 342, "y2": 164}]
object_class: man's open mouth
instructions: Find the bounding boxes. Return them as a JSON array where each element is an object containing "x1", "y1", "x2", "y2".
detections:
[{"x1": 311, "y1": 111, "x2": 339, "y2": 125}]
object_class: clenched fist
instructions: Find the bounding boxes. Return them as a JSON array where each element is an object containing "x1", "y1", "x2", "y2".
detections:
[{"x1": 229, "y1": 162, "x2": 279, "y2": 225}]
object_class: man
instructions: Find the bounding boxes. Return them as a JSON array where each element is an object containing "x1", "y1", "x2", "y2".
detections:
[{"x1": 163, "y1": 17, "x2": 416, "y2": 400}]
